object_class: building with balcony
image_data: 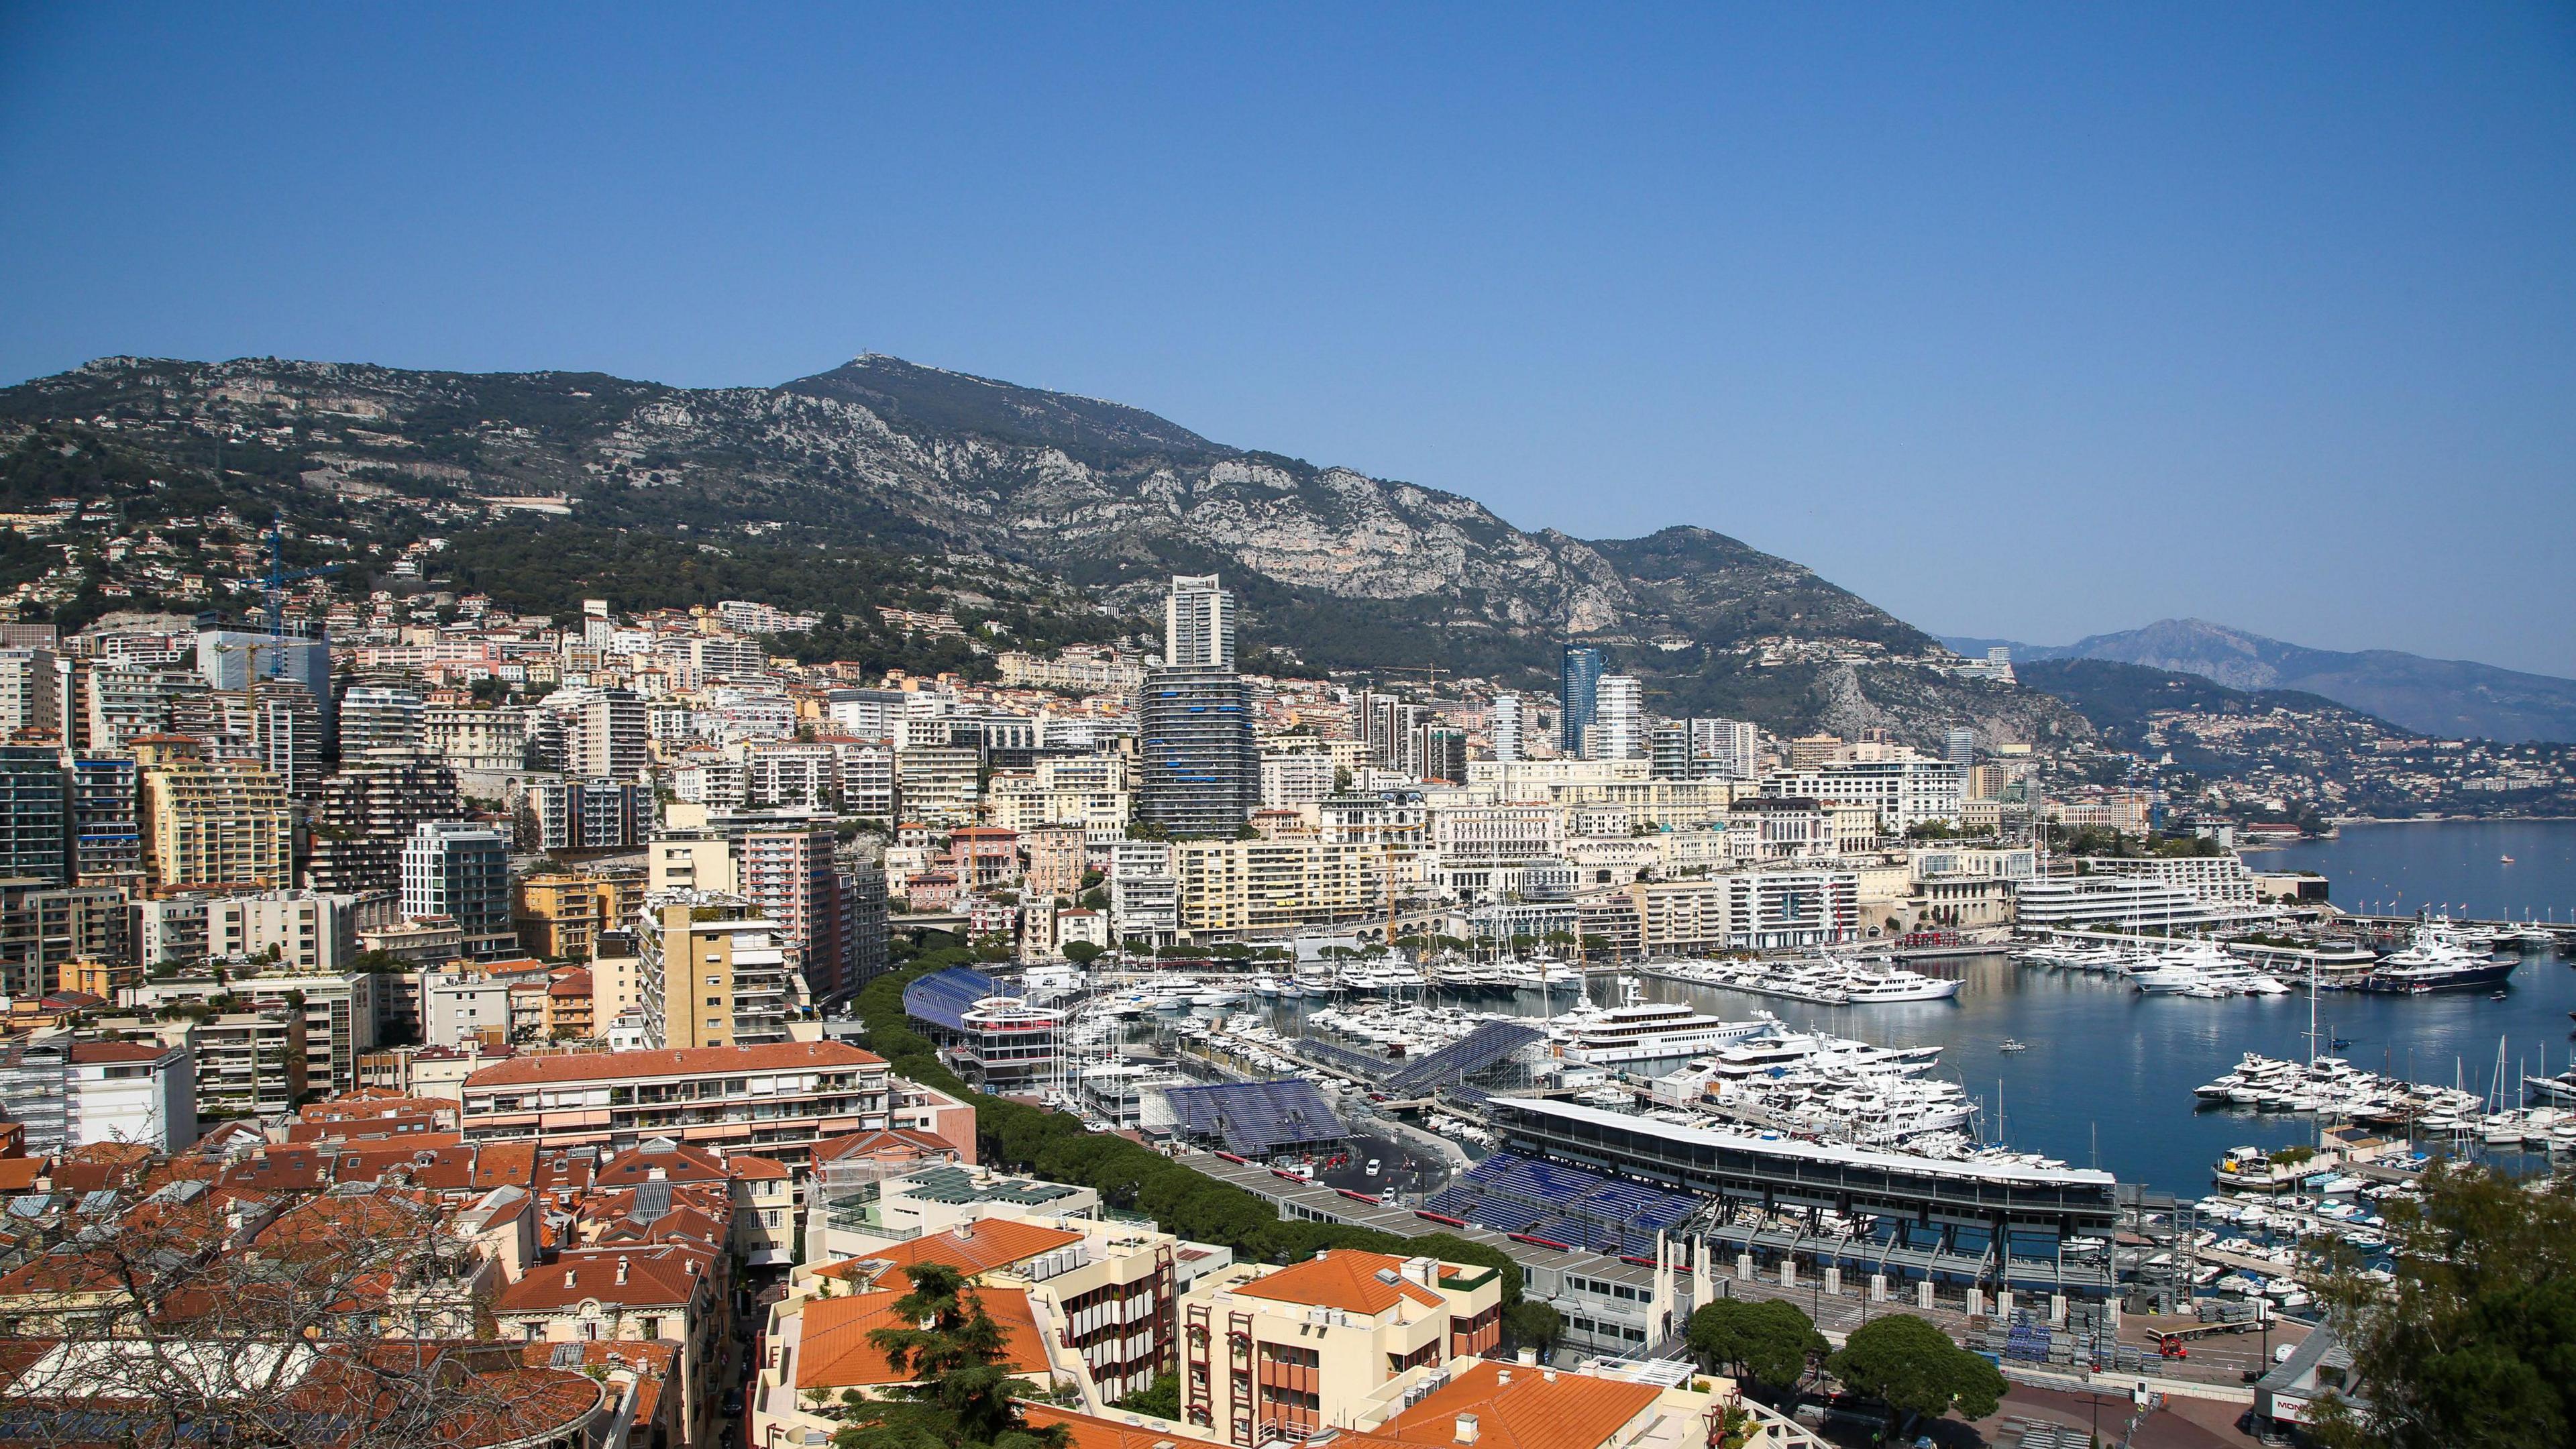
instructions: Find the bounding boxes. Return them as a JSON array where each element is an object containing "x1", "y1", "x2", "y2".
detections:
[
  {"x1": 458, "y1": 1041, "x2": 894, "y2": 1163},
  {"x1": 1179, "y1": 1248, "x2": 1505, "y2": 1446},
  {"x1": 636, "y1": 892, "x2": 798, "y2": 1049}
]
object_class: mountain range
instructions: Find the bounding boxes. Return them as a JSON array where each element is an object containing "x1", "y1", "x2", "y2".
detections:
[
  {"x1": 1941, "y1": 620, "x2": 2576, "y2": 745},
  {"x1": 0, "y1": 354, "x2": 2087, "y2": 753}
]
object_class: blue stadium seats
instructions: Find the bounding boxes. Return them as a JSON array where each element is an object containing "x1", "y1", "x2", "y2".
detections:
[
  {"x1": 902, "y1": 967, "x2": 998, "y2": 1033},
  {"x1": 1164, "y1": 1079, "x2": 1348, "y2": 1157}
]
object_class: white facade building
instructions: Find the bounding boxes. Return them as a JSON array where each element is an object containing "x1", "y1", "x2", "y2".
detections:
[{"x1": 1163, "y1": 574, "x2": 1236, "y2": 671}]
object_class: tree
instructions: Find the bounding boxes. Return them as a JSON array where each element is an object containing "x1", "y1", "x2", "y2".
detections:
[
  {"x1": 1825, "y1": 1314, "x2": 2005, "y2": 1430},
  {"x1": 836, "y1": 1261, "x2": 1069, "y2": 1449},
  {"x1": 1061, "y1": 941, "x2": 1104, "y2": 965},
  {"x1": 1686, "y1": 1297, "x2": 1825, "y2": 1395},
  {"x1": 1110, "y1": 1372, "x2": 1181, "y2": 1421},
  {"x1": 1501, "y1": 1301, "x2": 1561, "y2": 1358},
  {"x1": 2308, "y1": 1163, "x2": 2576, "y2": 1449}
]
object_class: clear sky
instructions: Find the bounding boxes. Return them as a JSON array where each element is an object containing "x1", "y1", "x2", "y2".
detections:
[{"x1": 4, "y1": 5, "x2": 2572, "y2": 673}]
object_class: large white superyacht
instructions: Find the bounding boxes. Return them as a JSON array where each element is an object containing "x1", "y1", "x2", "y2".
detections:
[{"x1": 1550, "y1": 987, "x2": 1776, "y2": 1068}]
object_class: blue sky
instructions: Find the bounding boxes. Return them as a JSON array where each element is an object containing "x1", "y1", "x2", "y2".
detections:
[{"x1": 4, "y1": 5, "x2": 2572, "y2": 673}]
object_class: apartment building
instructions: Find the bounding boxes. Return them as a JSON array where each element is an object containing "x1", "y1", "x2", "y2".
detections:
[
  {"x1": 1720, "y1": 867, "x2": 1862, "y2": 949},
  {"x1": 636, "y1": 892, "x2": 798, "y2": 1049},
  {"x1": 737, "y1": 828, "x2": 855, "y2": 1002},
  {"x1": 894, "y1": 744, "x2": 981, "y2": 825},
  {"x1": 1180, "y1": 1248, "x2": 1505, "y2": 1446},
  {"x1": 0, "y1": 745, "x2": 68, "y2": 884},
  {"x1": 193, "y1": 1010, "x2": 309, "y2": 1118},
  {"x1": 0, "y1": 1036, "x2": 184, "y2": 1153},
  {"x1": 1763, "y1": 757, "x2": 1966, "y2": 832},
  {"x1": 137, "y1": 737, "x2": 293, "y2": 888},
  {"x1": 0, "y1": 878, "x2": 129, "y2": 1002},
  {"x1": 423, "y1": 704, "x2": 530, "y2": 770},
  {"x1": 802, "y1": 1205, "x2": 1180, "y2": 1400},
  {"x1": 68, "y1": 753, "x2": 140, "y2": 883},
  {"x1": 304, "y1": 748, "x2": 464, "y2": 894},
  {"x1": 457, "y1": 1041, "x2": 894, "y2": 1163},
  {"x1": 515, "y1": 867, "x2": 647, "y2": 960},
  {"x1": 2086, "y1": 853, "x2": 2263, "y2": 918},
  {"x1": 128, "y1": 969, "x2": 380, "y2": 1096},
  {"x1": 401, "y1": 821, "x2": 513, "y2": 934},
  {"x1": 527, "y1": 777, "x2": 649, "y2": 851},
  {"x1": 1171, "y1": 839, "x2": 1388, "y2": 938}
]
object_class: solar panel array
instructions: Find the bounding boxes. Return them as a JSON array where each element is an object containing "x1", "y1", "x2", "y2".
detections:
[
  {"x1": 1378, "y1": 1020, "x2": 1546, "y2": 1096},
  {"x1": 1420, "y1": 1151, "x2": 1697, "y2": 1256},
  {"x1": 902, "y1": 967, "x2": 998, "y2": 1033},
  {"x1": 1162, "y1": 1078, "x2": 1349, "y2": 1156}
]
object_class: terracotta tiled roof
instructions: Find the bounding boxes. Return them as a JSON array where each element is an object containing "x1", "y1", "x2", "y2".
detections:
[
  {"x1": 593, "y1": 1141, "x2": 729, "y2": 1186},
  {"x1": 1360, "y1": 1360, "x2": 1660, "y2": 1449},
  {"x1": 818, "y1": 1218, "x2": 1082, "y2": 1282},
  {"x1": 794, "y1": 1284, "x2": 1044, "y2": 1389},
  {"x1": 66, "y1": 1042, "x2": 176, "y2": 1065},
  {"x1": 1027, "y1": 1361, "x2": 1661, "y2": 1449},
  {"x1": 494, "y1": 1243, "x2": 713, "y2": 1312},
  {"x1": 462, "y1": 1041, "x2": 883, "y2": 1089},
  {"x1": 0, "y1": 1159, "x2": 42, "y2": 1193},
  {"x1": 810, "y1": 1128, "x2": 958, "y2": 1163},
  {"x1": 1232, "y1": 1249, "x2": 1444, "y2": 1315}
]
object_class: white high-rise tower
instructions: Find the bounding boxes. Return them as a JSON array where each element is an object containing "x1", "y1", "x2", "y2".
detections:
[
  {"x1": 1163, "y1": 574, "x2": 1236, "y2": 671},
  {"x1": 1491, "y1": 693, "x2": 1523, "y2": 763},
  {"x1": 1598, "y1": 674, "x2": 1645, "y2": 760}
]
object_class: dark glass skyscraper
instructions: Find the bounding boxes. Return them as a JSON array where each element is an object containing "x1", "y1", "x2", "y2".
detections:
[
  {"x1": 1136, "y1": 667, "x2": 1259, "y2": 837},
  {"x1": 1559, "y1": 645, "x2": 1605, "y2": 756}
]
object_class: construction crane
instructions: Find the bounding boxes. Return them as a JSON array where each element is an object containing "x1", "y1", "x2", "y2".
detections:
[{"x1": 253, "y1": 519, "x2": 339, "y2": 678}]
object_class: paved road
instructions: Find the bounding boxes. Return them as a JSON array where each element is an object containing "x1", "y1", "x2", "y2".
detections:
[{"x1": 1313, "y1": 1125, "x2": 1442, "y2": 1201}]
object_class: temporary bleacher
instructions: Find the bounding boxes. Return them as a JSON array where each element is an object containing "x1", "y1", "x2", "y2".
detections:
[
  {"x1": 1163, "y1": 1078, "x2": 1349, "y2": 1158},
  {"x1": 1377, "y1": 1021, "x2": 1546, "y2": 1097},
  {"x1": 1418, "y1": 1151, "x2": 1698, "y2": 1256},
  {"x1": 1291, "y1": 1038, "x2": 1390, "y2": 1080}
]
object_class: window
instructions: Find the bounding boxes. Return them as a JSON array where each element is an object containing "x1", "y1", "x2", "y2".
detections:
[{"x1": 522, "y1": 1322, "x2": 545, "y2": 1341}]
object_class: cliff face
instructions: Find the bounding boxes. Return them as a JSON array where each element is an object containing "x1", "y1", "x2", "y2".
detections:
[{"x1": 1, "y1": 352, "x2": 2089, "y2": 749}]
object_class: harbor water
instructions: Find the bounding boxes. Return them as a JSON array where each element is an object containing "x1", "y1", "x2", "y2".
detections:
[{"x1": 1219, "y1": 820, "x2": 2576, "y2": 1198}]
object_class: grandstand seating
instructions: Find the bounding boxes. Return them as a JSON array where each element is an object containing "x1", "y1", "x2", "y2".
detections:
[
  {"x1": 1292, "y1": 1039, "x2": 1388, "y2": 1079},
  {"x1": 1379, "y1": 1022, "x2": 1546, "y2": 1096},
  {"x1": 1163, "y1": 1078, "x2": 1348, "y2": 1157},
  {"x1": 1423, "y1": 1150, "x2": 1699, "y2": 1252},
  {"x1": 902, "y1": 967, "x2": 998, "y2": 1034}
]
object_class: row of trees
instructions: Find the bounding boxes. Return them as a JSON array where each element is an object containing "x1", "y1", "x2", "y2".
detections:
[{"x1": 1684, "y1": 1297, "x2": 2002, "y2": 1435}]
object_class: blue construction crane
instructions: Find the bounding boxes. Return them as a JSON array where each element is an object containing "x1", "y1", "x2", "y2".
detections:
[{"x1": 256, "y1": 518, "x2": 339, "y2": 675}]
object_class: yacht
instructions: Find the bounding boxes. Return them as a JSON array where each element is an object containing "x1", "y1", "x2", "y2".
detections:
[
  {"x1": 2367, "y1": 919, "x2": 2518, "y2": 993},
  {"x1": 1554, "y1": 999, "x2": 1778, "y2": 1068},
  {"x1": 1840, "y1": 967, "x2": 1964, "y2": 1002}
]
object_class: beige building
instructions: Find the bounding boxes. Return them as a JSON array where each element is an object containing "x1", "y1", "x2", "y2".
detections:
[
  {"x1": 137, "y1": 737, "x2": 292, "y2": 888},
  {"x1": 1023, "y1": 1356, "x2": 1744, "y2": 1449},
  {"x1": 1172, "y1": 839, "x2": 1388, "y2": 938},
  {"x1": 636, "y1": 892, "x2": 795, "y2": 1049},
  {"x1": 1179, "y1": 1248, "x2": 1505, "y2": 1446}
]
